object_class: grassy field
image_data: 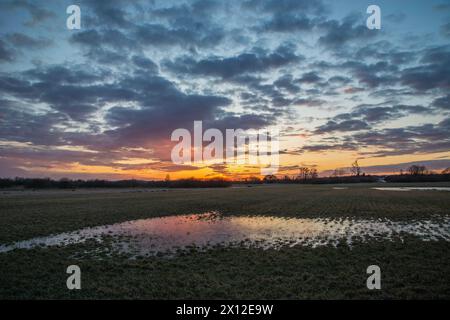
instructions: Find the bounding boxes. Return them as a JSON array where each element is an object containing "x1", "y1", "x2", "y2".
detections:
[{"x1": 0, "y1": 183, "x2": 449, "y2": 299}]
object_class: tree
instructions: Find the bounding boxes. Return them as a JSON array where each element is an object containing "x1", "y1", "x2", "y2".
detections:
[
  {"x1": 309, "y1": 168, "x2": 318, "y2": 179},
  {"x1": 298, "y1": 167, "x2": 310, "y2": 180},
  {"x1": 246, "y1": 176, "x2": 262, "y2": 183},
  {"x1": 351, "y1": 160, "x2": 362, "y2": 176},
  {"x1": 332, "y1": 168, "x2": 346, "y2": 177},
  {"x1": 408, "y1": 165, "x2": 426, "y2": 175},
  {"x1": 59, "y1": 177, "x2": 72, "y2": 189},
  {"x1": 442, "y1": 167, "x2": 450, "y2": 175},
  {"x1": 263, "y1": 175, "x2": 277, "y2": 183}
]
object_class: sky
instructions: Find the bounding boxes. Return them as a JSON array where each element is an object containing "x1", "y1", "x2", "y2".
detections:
[{"x1": 0, "y1": 0, "x2": 449, "y2": 180}]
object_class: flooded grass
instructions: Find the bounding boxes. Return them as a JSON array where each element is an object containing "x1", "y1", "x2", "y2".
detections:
[
  {"x1": 1, "y1": 237, "x2": 449, "y2": 299},
  {"x1": 1, "y1": 212, "x2": 449, "y2": 257},
  {"x1": 373, "y1": 187, "x2": 450, "y2": 192},
  {"x1": 1, "y1": 183, "x2": 450, "y2": 244},
  {"x1": 1, "y1": 184, "x2": 449, "y2": 299}
]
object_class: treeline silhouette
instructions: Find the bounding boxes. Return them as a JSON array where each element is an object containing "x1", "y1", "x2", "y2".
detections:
[
  {"x1": 252, "y1": 173, "x2": 450, "y2": 184},
  {"x1": 261, "y1": 175, "x2": 380, "y2": 184},
  {"x1": 384, "y1": 174, "x2": 450, "y2": 183},
  {"x1": 0, "y1": 177, "x2": 232, "y2": 189},
  {"x1": 238, "y1": 164, "x2": 450, "y2": 184},
  {"x1": 1, "y1": 165, "x2": 449, "y2": 189}
]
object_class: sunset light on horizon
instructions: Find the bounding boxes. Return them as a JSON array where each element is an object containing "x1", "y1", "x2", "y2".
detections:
[{"x1": 1, "y1": 0, "x2": 449, "y2": 180}]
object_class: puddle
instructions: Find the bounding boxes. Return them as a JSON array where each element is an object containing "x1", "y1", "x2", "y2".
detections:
[
  {"x1": 373, "y1": 187, "x2": 450, "y2": 192},
  {"x1": 1, "y1": 213, "x2": 449, "y2": 257},
  {"x1": 332, "y1": 187, "x2": 348, "y2": 190}
]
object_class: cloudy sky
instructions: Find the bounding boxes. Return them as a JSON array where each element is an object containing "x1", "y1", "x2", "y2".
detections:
[{"x1": 0, "y1": 0, "x2": 449, "y2": 180}]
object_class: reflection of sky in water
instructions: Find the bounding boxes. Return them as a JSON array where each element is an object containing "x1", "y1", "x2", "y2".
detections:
[
  {"x1": 1, "y1": 213, "x2": 449, "y2": 256},
  {"x1": 373, "y1": 187, "x2": 450, "y2": 192}
]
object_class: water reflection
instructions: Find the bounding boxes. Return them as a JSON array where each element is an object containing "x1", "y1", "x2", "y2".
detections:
[
  {"x1": 373, "y1": 187, "x2": 450, "y2": 192},
  {"x1": 0, "y1": 212, "x2": 449, "y2": 256}
]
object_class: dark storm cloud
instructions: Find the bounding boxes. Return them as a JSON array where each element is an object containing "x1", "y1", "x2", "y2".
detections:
[
  {"x1": 152, "y1": 0, "x2": 221, "y2": 18},
  {"x1": 82, "y1": 0, "x2": 133, "y2": 28},
  {"x1": 165, "y1": 44, "x2": 301, "y2": 79},
  {"x1": 318, "y1": 14, "x2": 377, "y2": 49},
  {"x1": 315, "y1": 103, "x2": 429, "y2": 134},
  {"x1": 139, "y1": 0, "x2": 228, "y2": 49},
  {"x1": 70, "y1": 27, "x2": 141, "y2": 65},
  {"x1": 0, "y1": 32, "x2": 52, "y2": 63},
  {"x1": 69, "y1": 73, "x2": 232, "y2": 150},
  {"x1": 134, "y1": 23, "x2": 225, "y2": 48},
  {"x1": 1, "y1": 0, "x2": 449, "y2": 178},
  {"x1": 327, "y1": 76, "x2": 351, "y2": 85},
  {"x1": 417, "y1": 45, "x2": 449, "y2": 67},
  {"x1": 352, "y1": 119, "x2": 450, "y2": 157},
  {"x1": 442, "y1": 22, "x2": 450, "y2": 38},
  {"x1": 0, "y1": 66, "x2": 135, "y2": 121},
  {"x1": 85, "y1": 47, "x2": 129, "y2": 65},
  {"x1": 72, "y1": 21, "x2": 225, "y2": 57},
  {"x1": 353, "y1": 41, "x2": 418, "y2": 66},
  {"x1": 299, "y1": 142, "x2": 358, "y2": 153},
  {"x1": 0, "y1": 99, "x2": 66, "y2": 146},
  {"x1": 297, "y1": 72, "x2": 323, "y2": 84},
  {"x1": 338, "y1": 60, "x2": 398, "y2": 88},
  {"x1": 0, "y1": 40, "x2": 14, "y2": 62},
  {"x1": 71, "y1": 29, "x2": 137, "y2": 51},
  {"x1": 24, "y1": 65, "x2": 108, "y2": 84},
  {"x1": 434, "y1": 3, "x2": 450, "y2": 11},
  {"x1": 106, "y1": 91, "x2": 231, "y2": 134},
  {"x1": 36, "y1": 83, "x2": 136, "y2": 121},
  {"x1": 4, "y1": 33, "x2": 51, "y2": 49},
  {"x1": 303, "y1": 117, "x2": 450, "y2": 157},
  {"x1": 359, "y1": 104, "x2": 429, "y2": 122},
  {"x1": 313, "y1": 58, "x2": 400, "y2": 89},
  {"x1": 273, "y1": 75, "x2": 300, "y2": 93},
  {"x1": 432, "y1": 94, "x2": 450, "y2": 110},
  {"x1": 210, "y1": 113, "x2": 276, "y2": 131},
  {"x1": 229, "y1": 74, "x2": 301, "y2": 112},
  {"x1": 0, "y1": 0, "x2": 55, "y2": 26},
  {"x1": 315, "y1": 119, "x2": 370, "y2": 134},
  {"x1": 0, "y1": 71, "x2": 241, "y2": 166},
  {"x1": 242, "y1": 0, "x2": 326, "y2": 16},
  {"x1": 0, "y1": 74, "x2": 37, "y2": 97},
  {"x1": 339, "y1": 103, "x2": 428, "y2": 123},
  {"x1": 259, "y1": 13, "x2": 315, "y2": 32},
  {"x1": 81, "y1": 72, "x2": 274, "y2": 152},
  {"x1": 399, "y1": 45, "x2": 450, "y2": 91},
  {"x1": 294, "y1": 98, "x2": 326, "y2": 107},
  {"x1": 131, "y1": 56, "x2": 159, "y2": 73}
]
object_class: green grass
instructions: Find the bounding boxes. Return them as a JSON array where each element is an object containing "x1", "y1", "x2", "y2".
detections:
[
  {"x1": 0, "y1": 237, "x2": 448, "y2": 299},
  {"x1": 1, "y1": 184, "x2": 450, "y2": 243},
  {"x1": 0, "y1": 184, "x2": 449, "y2": 299}
]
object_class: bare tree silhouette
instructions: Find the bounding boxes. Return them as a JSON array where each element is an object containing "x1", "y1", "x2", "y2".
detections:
[
  {"x1": 408, "y1": 165, "x2": 427, "y2": 175},
  {"x1": 351, "y1": 160, "x2": 362, "y2": 176}
]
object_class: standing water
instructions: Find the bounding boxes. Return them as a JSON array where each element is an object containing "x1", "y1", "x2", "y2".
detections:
[
  {"x1": 0, "y1": 212, "x2": 449, "y2": 256},
  {"x1": 373, "y1": 187, "x2": 450, "y2": 192}
]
